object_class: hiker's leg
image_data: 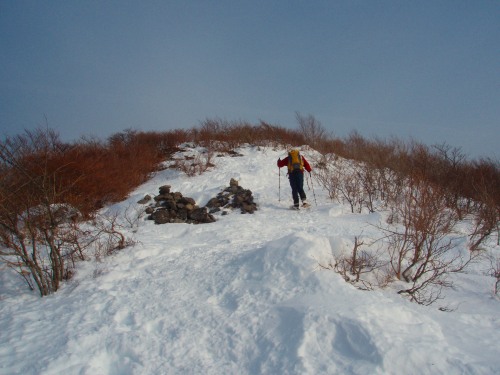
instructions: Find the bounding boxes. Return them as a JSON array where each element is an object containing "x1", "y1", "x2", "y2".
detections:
[
  {"x1": 297, "y1": 173, "x2": 307, "y2": 201},
  {"x1": 289, "y1": 173, "x2": 300, "y2": 206}
]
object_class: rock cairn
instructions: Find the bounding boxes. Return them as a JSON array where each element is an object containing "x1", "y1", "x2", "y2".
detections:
[
  {"x1": 138, "y1": 179, "x2": 257, "y2": 225},
  {"x1": 141, "y1": 185, "x2": 215, "y2": 224},
  {"x1": 205, "y1": 178, "x2": 257, "y2": 214}
]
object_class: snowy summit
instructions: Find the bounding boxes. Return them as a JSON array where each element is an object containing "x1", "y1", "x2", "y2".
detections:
[{"x1": 1, "y1": 145, "x2": 499, "y2": 375}]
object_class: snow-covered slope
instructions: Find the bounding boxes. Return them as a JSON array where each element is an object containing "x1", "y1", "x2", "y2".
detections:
[{"x1": 1, "y1": 146, "x2": 499, "y2": 375}]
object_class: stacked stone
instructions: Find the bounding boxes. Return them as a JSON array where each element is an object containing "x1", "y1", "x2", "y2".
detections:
[
  {"x1": 140, "y1": 185, "x2": 215, "y2": 224},
  {"x1": 205, "y1": 178, "x2": 257, "y2": 214}
]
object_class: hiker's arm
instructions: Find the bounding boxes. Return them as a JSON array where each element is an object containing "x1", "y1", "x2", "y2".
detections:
[
  {"x1": 277, "y1": 157, "x2": 288, "y2": 168},
  {"x1": 303, "y1": 158, "x2": 312, "y2": 173}
]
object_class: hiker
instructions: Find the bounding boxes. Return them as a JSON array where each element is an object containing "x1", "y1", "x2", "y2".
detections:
[{"x1": 277, "y1": 149, "x2": 312, "y2": 209}]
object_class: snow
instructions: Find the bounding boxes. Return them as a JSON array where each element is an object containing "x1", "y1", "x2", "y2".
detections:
[{"x1": 1, "y1": 145, "x2": 499, "y2": 375}]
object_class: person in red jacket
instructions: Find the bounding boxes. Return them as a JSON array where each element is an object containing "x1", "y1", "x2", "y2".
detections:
[{"x1": 277, "y1": 149, "x2": 312, "y2": 209}]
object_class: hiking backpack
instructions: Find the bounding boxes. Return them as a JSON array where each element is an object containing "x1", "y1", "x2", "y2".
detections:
[{"x1": 287, "y1": 149, "x2": 304, "y2": 172}]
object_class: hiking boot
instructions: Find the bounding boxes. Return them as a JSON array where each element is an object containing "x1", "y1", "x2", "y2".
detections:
[{"x1": 302, "y1": 201, "x2": 310, "y2": 207}]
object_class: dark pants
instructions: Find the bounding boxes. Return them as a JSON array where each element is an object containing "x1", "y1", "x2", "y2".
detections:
[{"x1": 289, "y1": 171, "x2": 306, "y2": 206}]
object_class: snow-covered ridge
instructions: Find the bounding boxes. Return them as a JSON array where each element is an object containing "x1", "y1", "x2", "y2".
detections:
[{"x1": 1, "y1": 145, "x2": 498, "y2": 375}]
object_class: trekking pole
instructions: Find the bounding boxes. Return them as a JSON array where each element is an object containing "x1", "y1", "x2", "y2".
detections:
[
  {"x1": 309, "y1": 171, "x2": 317, "y2": 206},
  {"x1": 278, "y1": 166, "x2": 281, "y2": 202}
]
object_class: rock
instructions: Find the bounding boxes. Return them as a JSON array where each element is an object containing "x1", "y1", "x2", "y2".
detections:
[
  {"x1": 206, "y1": 197, "x2": 220, "y2": 208},
  {"x1": 146, "y1": 185, "x2": 215, "y2": 225},
  {"x1": 242, "y1": 202, "x2": 256, "y2": 214},
  {"x1": 227, "y1": 150, "x2": 244, "y2": 157},
  {"x1": 178, "y1": 197, "x2": 195, "y2": 205},
  {"x1": 145, "y1": 180, "x2": 257, "y2": 225},
  {"x1": 154, "y1": 194, "x2": 169, "y2": 202},
  {"x1": 159, "y1": 185, "x2": 171, "y2": 195},
  {"x1": 176, "y1": 209, "x2": 188, "y2": 221},
  {"x1": 150, "y1": 209, "x2": 171, "y2": 224},
  {"x1": 188, "y1": 207, "x2": 215, "y2": 223},
  {"x1": 162, "y1": 199, "x2": 177, "y2": 210},
  {"x1": 204, "y1": 180, "x2": 258, "y2": 214},
  {"x1": 137, "y1": 195, "x2": 151, "y2": 204}
]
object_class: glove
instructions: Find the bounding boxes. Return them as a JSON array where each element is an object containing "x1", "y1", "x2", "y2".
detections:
[{"x1": 277, "y1": 158, "x2": 281, "y2": 167}]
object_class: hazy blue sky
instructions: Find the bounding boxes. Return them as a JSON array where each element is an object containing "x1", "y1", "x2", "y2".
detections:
[{"x1": 1, "y1": 0, "x2": 498, "y2": 159}]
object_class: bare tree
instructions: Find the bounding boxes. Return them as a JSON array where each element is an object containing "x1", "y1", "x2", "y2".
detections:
[{"x1": 295, "y1": 112, "x2": 327, "y2": 149}]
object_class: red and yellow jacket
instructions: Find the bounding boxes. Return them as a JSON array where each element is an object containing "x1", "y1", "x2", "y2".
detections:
[{"x1": 277, "y1": 155, "x2": 312, "y2": 173}]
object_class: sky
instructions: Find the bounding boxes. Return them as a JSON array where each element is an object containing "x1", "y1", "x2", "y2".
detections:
[{"x1": 1, "y1": 0, "x2": 498, "y2": 159}]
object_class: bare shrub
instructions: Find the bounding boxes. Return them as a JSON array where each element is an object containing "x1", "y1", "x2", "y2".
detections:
[
  {"x1": 321, "y1": 236, "x2": 384, "y2": 290},
  {"x1": 193, "y1": 118, "x2": 308, "y2": 151},
  {"x1": 295, "y1": 112, "x2": 327, "y2": 150},
  {"x1": 56, "y1": 129, "x2": 172, "y2": 213},
  {"x1": 123, "y1": 203, "x2": 147, "y2": 232},
  {"x1": 338, "y1": 165, "x2": 364, "y2": 213},
  {"x1": 314, "y1": 156, "x2": 373, "y2": 214},
  {"x1": 0, "y1": 128, "x2": 133, "y2": 296},
  {"x1": 258, "y1": 121, "x2": 303, "y2": 149},
  {"x1": 376, "y1": 176, "x2": 478, "y2": 305},
  {"x1": 340, "y1": 237, "x2": 383, "y2": 286},
  {"x1": 431, "y1": 143, "x2": 470, "y2": 218},
  {"x1": 467, "y1": 162, "x2": 500, "y2": 251},
  {"x1": 355, "y1": 163, "x2": 383, "y2": 213},
  {"x1": 0, "y1": 128, "x2": 80, "y2": 295},
  {"x1": 195, "y1": 118, "x2": 228, "y2": 150},
  {"x1": 314, "y1": 154, "x2": 341, "y2": 202},
  {"x1": 172, "y1": 149, "x2": 215, "y2": 177},
  {"x1": 90, "y1": 213, "x2": 135, "y2": 261},
  {"x1": 468, "y1": 203, "x2": 499, "y2": 251},
  {"x1": 485, "y1": 252, "x2": 500, "y2": 296}
]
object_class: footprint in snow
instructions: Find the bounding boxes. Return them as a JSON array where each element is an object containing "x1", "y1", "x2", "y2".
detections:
[{"x1": 332, "y1": 319, "x2": 381, "y2": 363}]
